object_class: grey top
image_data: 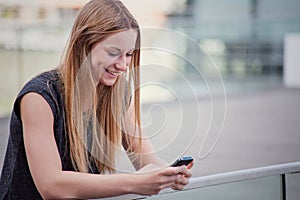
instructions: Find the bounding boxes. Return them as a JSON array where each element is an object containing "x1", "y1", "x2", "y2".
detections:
[{"x1": 0, "y1": 70, "x2": 77, "y2": 199}]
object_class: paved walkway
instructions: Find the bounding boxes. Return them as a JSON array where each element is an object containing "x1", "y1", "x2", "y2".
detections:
[
  {"x1": 1, "y1": 87, "x2": 300, "y2": 177},
  {"x1": 129, "y1": 86, "x2": 300, "y2": 177},
  {"x1": 115, "y1": 86, "x2": 300, "y2": 176}
]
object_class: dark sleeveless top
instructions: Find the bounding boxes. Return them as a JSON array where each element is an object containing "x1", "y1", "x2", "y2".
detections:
[{"x1": 0, "y1": 70, "x2": 81, "y2": 199}]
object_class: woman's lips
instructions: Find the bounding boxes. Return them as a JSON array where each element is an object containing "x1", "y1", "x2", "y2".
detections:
[{"x1": 105, "y1": 68, "x2": 119, "y2": 78}]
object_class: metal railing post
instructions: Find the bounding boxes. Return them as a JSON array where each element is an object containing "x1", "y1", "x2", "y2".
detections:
[{"x1": 281, "y1": 174, "x2": 286, "y2": 200}]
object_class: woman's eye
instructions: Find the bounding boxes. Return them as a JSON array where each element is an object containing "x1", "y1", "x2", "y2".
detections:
[
  {"x1": 107, "y1": 51, "x2": 133, "y2": 57},
  {"x1": 108, "y1": 52, "x2": 119, "y2": 57}
]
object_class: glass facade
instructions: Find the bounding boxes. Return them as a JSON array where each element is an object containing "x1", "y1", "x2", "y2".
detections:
[
  {"x1": 1, "y1": 0, "x2": 300, "y2": 116},
  {"x1": 166, "y1": 0, "x2": 300, "y2": 77}
]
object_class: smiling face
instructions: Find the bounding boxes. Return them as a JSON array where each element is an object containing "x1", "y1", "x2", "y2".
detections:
[{"x1": 90, "y1": 29, "x2": 137, "y2": 86}]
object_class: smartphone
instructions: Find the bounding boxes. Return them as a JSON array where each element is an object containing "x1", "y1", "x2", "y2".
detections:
[{"x1": 171, "y1": 156, "x2": 193, "y2": 167}]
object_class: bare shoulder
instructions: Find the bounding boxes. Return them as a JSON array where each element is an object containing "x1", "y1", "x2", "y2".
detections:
[{"x1": 20, "y1": 92, "x2": 54, "y2": 127}]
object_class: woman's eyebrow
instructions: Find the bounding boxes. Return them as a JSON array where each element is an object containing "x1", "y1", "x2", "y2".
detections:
[{"x1": 109, "y1": 46, "x2": 135, "y2": 52}]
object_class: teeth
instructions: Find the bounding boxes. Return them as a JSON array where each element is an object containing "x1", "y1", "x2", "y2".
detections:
[{"x1": 106, "y1": 69, "x2": 119, "y2": 76}]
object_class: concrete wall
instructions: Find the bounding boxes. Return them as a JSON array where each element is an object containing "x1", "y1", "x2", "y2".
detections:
[{"x1": 284, "y1": 33, "x2": 300, "y2": 88}]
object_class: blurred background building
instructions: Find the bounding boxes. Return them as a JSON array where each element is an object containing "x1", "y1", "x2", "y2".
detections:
[
  {"x1": 1, "y1": 0, "x2": 300, "y2": 116},
  {"x1": 1, "y1": 1, "x2": 300, "y2": 198},
  {"x1": 165, "y1": 0, "x2": 300, "y2": 76}
]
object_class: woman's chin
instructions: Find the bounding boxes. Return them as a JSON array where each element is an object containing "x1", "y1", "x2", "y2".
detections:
[{"x1": 99, "y1": 79, "x2": 117, "y2": 87}]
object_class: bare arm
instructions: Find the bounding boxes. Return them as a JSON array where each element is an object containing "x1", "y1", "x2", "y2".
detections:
[
  {"x1": 123, "y1": 99, "x2": 168, "y2": 170},
  {"x1": 124, "y1": 101, "x2": 194, "y2": 170},
  {"x1": 21, "y1": 92, "x2": 187, "y2": 199},
  {"x1": 123, "y1": 98, "x2": 193, "y2": 191}
]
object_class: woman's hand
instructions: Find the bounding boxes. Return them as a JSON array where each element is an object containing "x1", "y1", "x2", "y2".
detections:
[
  {"x1": 133, "y1": 164, "x2": 192, "y2": 196},
  {"x1": 171, "y1": 162, "x2": 193, "y2": 190}
]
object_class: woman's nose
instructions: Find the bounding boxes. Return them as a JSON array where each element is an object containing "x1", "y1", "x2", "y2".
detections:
[{"x1": 115, "y1": 55, "x2": 129, "y2": 71}]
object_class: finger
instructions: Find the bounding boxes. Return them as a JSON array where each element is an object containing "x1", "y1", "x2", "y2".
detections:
[
  {"x1": 160, "y1": 181, "x2": 176, "y2": 190},
  {"x1": 187, "y1": 161, "x2": 194, "y2": 169},
  {"x1": 181, "y1": 168, "x2": 192, "y2": 178},
  {"x1": 178, "y1": 177, "x2": 190, "y2": 185},
  {"x1": 175, "y1": 176, "x2": 189, "y2": 185},
  {"x1": 157, "y1": 174, "x2": 178, "y2": 185},
  {"x1": 172, "y1": 178, "x2": 190, "y2": 190},
  {"x1": 175, "y1": 174, "x2": 183, "y2": 183},
  {"x1": 171, "y1": 183, "x2": 185, "y2": 191},
  {"x1": 159, "y1": 166, "x2": 185, "y2": 176}
]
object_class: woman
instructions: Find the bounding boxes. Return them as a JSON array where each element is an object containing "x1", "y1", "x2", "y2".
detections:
[{"x1": 0, "y1": 0, "x2": 193, "y2": 199}]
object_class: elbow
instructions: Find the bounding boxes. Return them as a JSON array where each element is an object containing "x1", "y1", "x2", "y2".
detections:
[
  {"x1": 39, "y1": 186, "x2": 59, "y2": 200},
  {"x1": 38, "y1": 182, "x2": 65, "y2": 200},
  {"x1": 38, "y1": 183, "x2": 59, "y2": 200},
  {"x1": 36, "y1": 174, "x2": 75, "y2": 199}
]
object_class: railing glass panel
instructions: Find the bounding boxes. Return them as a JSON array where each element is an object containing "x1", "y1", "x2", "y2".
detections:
[{"x1": 146, "y1": 175, "x2": 282, "y2": 200}]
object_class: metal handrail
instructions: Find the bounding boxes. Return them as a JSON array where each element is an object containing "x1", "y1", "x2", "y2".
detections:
[
  {"x1": 185, "y1": 161, "x2": 300, "y2": 190},
  {"x1": 123, "y1": 162, "x2": 300, "y2": 200}
]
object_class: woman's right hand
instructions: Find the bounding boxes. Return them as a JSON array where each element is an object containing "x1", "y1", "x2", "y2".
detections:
[{"x1": 132, "y1": 165, "x2": 190, "y2": 196}]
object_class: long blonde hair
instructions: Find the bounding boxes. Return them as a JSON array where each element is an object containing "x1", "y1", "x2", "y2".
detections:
[{"x1": 58, "y1": 0, "x2": 141, "y2": 173}]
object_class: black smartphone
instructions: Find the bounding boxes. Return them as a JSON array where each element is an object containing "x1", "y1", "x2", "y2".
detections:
[{"x1": 171, "y1": 156, "x2": 193, "y2": 167}]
